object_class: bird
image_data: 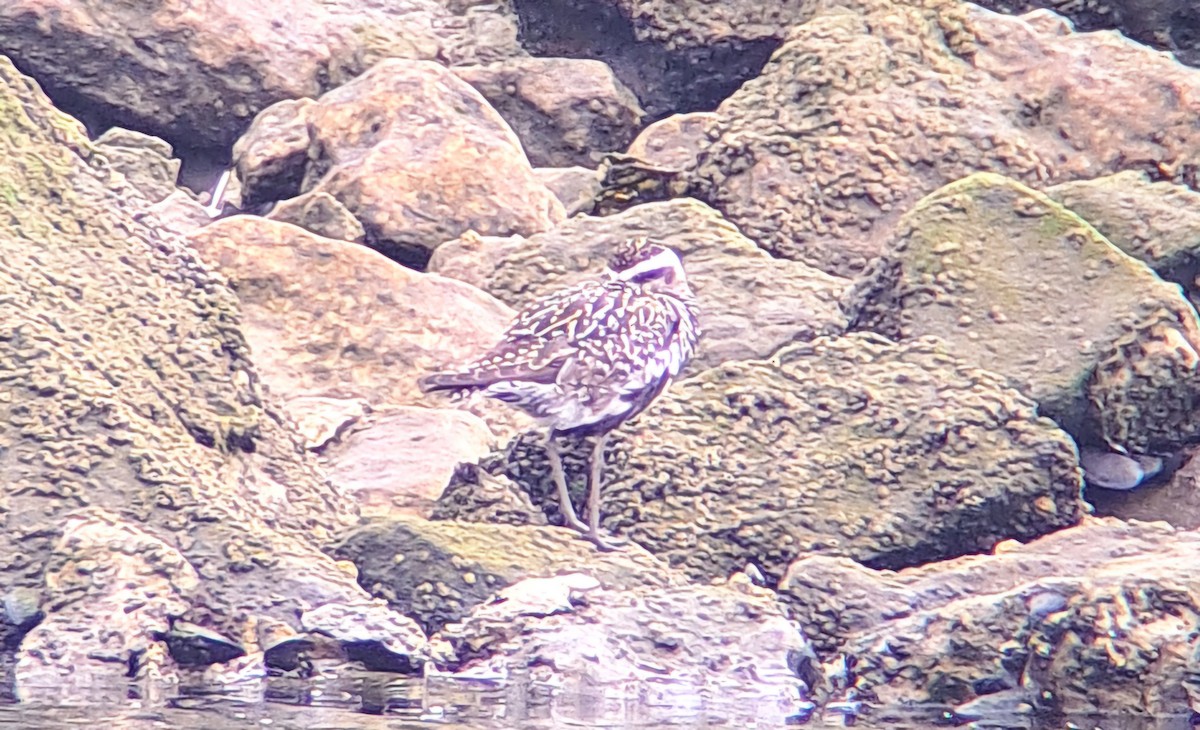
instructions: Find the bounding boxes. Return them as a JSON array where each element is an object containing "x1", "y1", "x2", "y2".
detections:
[{"x1": 418, "y1": 236, "x2": 701, "y2": 549}]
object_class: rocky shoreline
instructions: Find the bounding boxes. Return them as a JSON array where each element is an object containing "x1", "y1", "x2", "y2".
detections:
[{"x1": 3, "y1": 0, "x2": 1200, "y2": 723}]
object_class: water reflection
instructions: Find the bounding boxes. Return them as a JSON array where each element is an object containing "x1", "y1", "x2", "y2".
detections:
[{"x1": 0, "y1": 669, "x2": 1194, "y2": 729}]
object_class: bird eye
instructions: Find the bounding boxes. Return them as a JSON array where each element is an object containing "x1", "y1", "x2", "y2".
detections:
[{"x1": 630, "y1": 267, "x2": 669, "y2": 284}]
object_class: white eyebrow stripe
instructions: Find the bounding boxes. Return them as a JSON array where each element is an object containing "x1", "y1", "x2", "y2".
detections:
[{"x1": 617, "y1": 249, "x2": 683, "y2": 280}]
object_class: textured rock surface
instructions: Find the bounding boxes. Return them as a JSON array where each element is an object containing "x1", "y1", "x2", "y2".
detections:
[
  {"x1": 779, "y1": 517, "x2": 1200, "y2": 714},
  {"x1": 319, "y1": 407, "x2": 494, "y2": 518},
  {"x1": 625, "y1": 111, "x2": 718, "y2": 170},
  {"x1": 333, "y1": 515, "x2": 675, "y2": 634},
  {"x1": 533, "y1": 166, "x2": 602, "y2": 217},
  {"x1": 493, "y1": 333, "x2": 1084, "y2": 582},
  {"x1": 513, "y1": 0, "x2": 781, "y2": 121},
  {"x1": 974, "y1": 0, "x2": 1200, "y2": 65},
  {"x1": 187, "y1": 215, "x2": 529, "y2": 440},
  {"x1": 430, "y1": 198, "x2": 849, "y2": 370},
  {"x1": 430, "y1": 571, "x2": 813, "y2": 716},
  {"x1": 846, "y1": 172, "x2": 1200, "y2": 453},
  {"x1": 0, "y1": 56, "x2": 424, "y2": 678},
  {"x1": 686, "y1": 1, "x2": 1200, "y2": 276},
  {"x1": 94, "y1": 127, "x2": 181, "y2": 203},
  {"x1": 0, "y1": 0, "x2": 522, "y2": 149},
  {"x1": 234, "y1": 59, "x2": 564, "y2": 265},
  {"x1": 453, "y1": 58, "x2": 645, "y2": 168},
  {"x1": 1046, "y1": 170, "x2": 1200, "y2": 285}
]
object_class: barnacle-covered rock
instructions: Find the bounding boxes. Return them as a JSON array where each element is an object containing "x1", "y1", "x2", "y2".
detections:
[
  {"x1": 0, "y1": 56, "x2": 423, "y2": 682},
  {"x1": 332, "y1": 515, "x2": 675, "y2": 634},
  {"x1": 846, "y1": 172, "x2": 1200, "y2": 453},
  {"x1": 429, "y1": 198, "x2": 849, "y2": 371},
  {"x1": 779, "y1": 517, "x2": 1200, "y2": 715},
  {"x1": 1045, "y1": 171, "x2": 1200, "y2": 284},
  {"x1": 429, "y1": 572, "x2": 814, "y2": 721},
  {"x1": 496, "y1": 332, "x2": 1084, "y2": 582},
  {"x1": 686, "y1": 0, "x2": 1200, "y2": 276}
]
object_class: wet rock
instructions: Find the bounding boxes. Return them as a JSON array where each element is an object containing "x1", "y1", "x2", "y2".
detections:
[
  {"x1": 453, "y1": 58, "x2": 645, "y2": 168},
  {"x1": 846, "y1": 172, "x2": 1200, "y2": 453},
  {"x1": 429, "y1": 572, "x2": 813, "y2": 718},
  {"x1": 0, "y1": 56, "x2": 422, "y2": 683},
  {"x1": 533, "y1": 166, "x2": 603, "y2": 217},
  {"x1": 1045, "y1": 170, "x2": 1200, "y2": 286},
  {"x1": 320, "y1": 407, "x2": 495, "y2": 518},
  {"x1": 159, "y1": 620, "x2": 245, "y2": 667},
  {"x1": 94, "y1": 127, "x2": 181, "y2": 203},
  {"x1": 429, "y1": 198, "x2": 849, "y2": 371},
  {"x1": 495, "y1": 333, "x2": 1084, "y2": 582},
  {"x1": 187, "y1": 215, "x2": 530, "y2": 440},
  {"x1": 779, "y1": 517, "x2": 1200, "y2": 714},
  {"x1": 688, "y1": 0, "x2": 1200, "y2": 276},
  {"x1": 299, "y1": 600, "x2": 428, "y2": 674},
  {"x1": 235, "y1": 59, "x2": 564, "y2": 265},
  {"x1": 332, "y1": 515, "x2": 674, "y2": 635},
  {"x1": 0, "y1": 0, "x2": 522, "y2": 150}
]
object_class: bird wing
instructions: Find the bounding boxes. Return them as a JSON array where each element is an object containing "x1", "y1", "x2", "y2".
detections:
[{"x1": 419, "y1": 280, "x2": 610, "y2": 392}]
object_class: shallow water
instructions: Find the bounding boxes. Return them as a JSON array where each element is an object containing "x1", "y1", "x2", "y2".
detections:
[{"x1": 0, "y1": 671, "x2": 1194, "y2": 730}]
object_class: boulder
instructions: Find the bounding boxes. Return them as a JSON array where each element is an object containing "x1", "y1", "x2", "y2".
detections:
[
  {"x1": 0, "y1": 0, "x2": 522, "y2": 149},
  {"x1": 234, "y1": 59, "x2": 564, "y2": 265},
  {"x1": 492, "y1": 333, "x2": 1084, "y2": 582},
  {"x1": 0, "y1": 56, "x2": 424, "y2": 682},
  {"x1": 533, "y1": 166, "x2": 603, "y2": 217},
  {"x1": 93, "y1": 127, "x2": 181, "y2": 203},
  {"x1": 685, "y1": 1, "x2": 1200, "y2": 276},
  {"x1": 846, "y1": 172, "x2": 1200, "y2": 453},
  {"x1": 779, "y1": 517, "x2": 1200, "y2": 715},
  {"x1": 453, "y1": 58, "x2": 645, "y2": 168},
  {"x1": 429, "y1": 572, "x2": 815, "y2": 722},
  {"x1": 186, "y1": 215, "x2": 529, "y2": 440},
  {"x1": 332, "y1": 515, "x2": 676, "y2": 634}
]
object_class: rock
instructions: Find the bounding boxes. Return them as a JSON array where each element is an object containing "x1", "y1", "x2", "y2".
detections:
[
  {"x1": 973, "y1": 0, "x2": 1200, "y2": 66},
  {"x1": 845, "y1": 172, "x2": 1200, "y2": 454},
  {"x1": 429, "y1": 572, "x2": 814, "y2": 720},
  {"x1": 429, "y1": 198, "x2": 850, "y2": 371},
  {"x1": 534, "y1": 166, "x2": 603, "y2": 217},
  {"x1": 687, "y1": 1, "x2": 1200, "y2": 276},
  {"x1": 1045, "y1": 170, "x2": 1200, "y2": 285},
  {"x1": 452, "y1": 58, "x2": 645, "y2": 168},
  {"x1": 779, "y1": 517, "x2": 1200, "y2": 714},
  {"x1": 625, "y1": 111, "x2": 718, "y2": 170},
  {"x1": 235, "y1": 59, "x2": 564, "y2": 266},
  {"x1": 0, "y1": 56, "x2": 423, "y2": 680},
  {"x1": 514, "y1": 0, "x2": 782, "y2": 121},
  {"x1": 332, "y1": 515, "x2": 675, "y2": 635},
  {"x1": 132, "y1": 190, "x2": 213, "y2": 239},
  {"x1": 187, "y1": 215, "x2": 529, "y2": 441},
  {"x1": 493, "y1": 333, "x2": 1084, "y2": 582},
  {"x1": 93, "y1": 127, "x2": 181, "y2": 203},
  {"x1": 267, "y1": 191, "x2": 366, "y2": 243},
  {"x1": 430, "y1": 463, "x2": 551, "y2": 527},
  {"x1": 0, "y1": 0, "x2": 522, "y2": 149},
  {"x1": 319, "y1": 407, "x2": 495, "y2": 518}
]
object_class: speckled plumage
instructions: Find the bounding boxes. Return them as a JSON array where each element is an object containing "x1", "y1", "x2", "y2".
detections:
[
  {"x1": 420, "y1": 237, "x2": 700, "y2": 548},
  {"x1": 421, "y1": 241, "x2": 700, "y2": 436}
]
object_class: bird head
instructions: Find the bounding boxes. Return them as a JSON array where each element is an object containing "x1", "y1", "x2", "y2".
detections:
[{"x1": 606, "y1": 237, "x2": 693, "y2": 298}]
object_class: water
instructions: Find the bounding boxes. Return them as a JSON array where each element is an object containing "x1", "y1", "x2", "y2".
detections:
[{"x1": 0, "y1": 671, "x2": 1193, "y2": 730}]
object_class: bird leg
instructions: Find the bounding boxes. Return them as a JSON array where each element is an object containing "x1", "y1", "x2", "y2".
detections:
[
  {"x1": 544, "y1": 435, "x2": 587, "y2": 533},
  {"x1": 585, "y1": 431, "x2": 616, "y2": 551}
]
